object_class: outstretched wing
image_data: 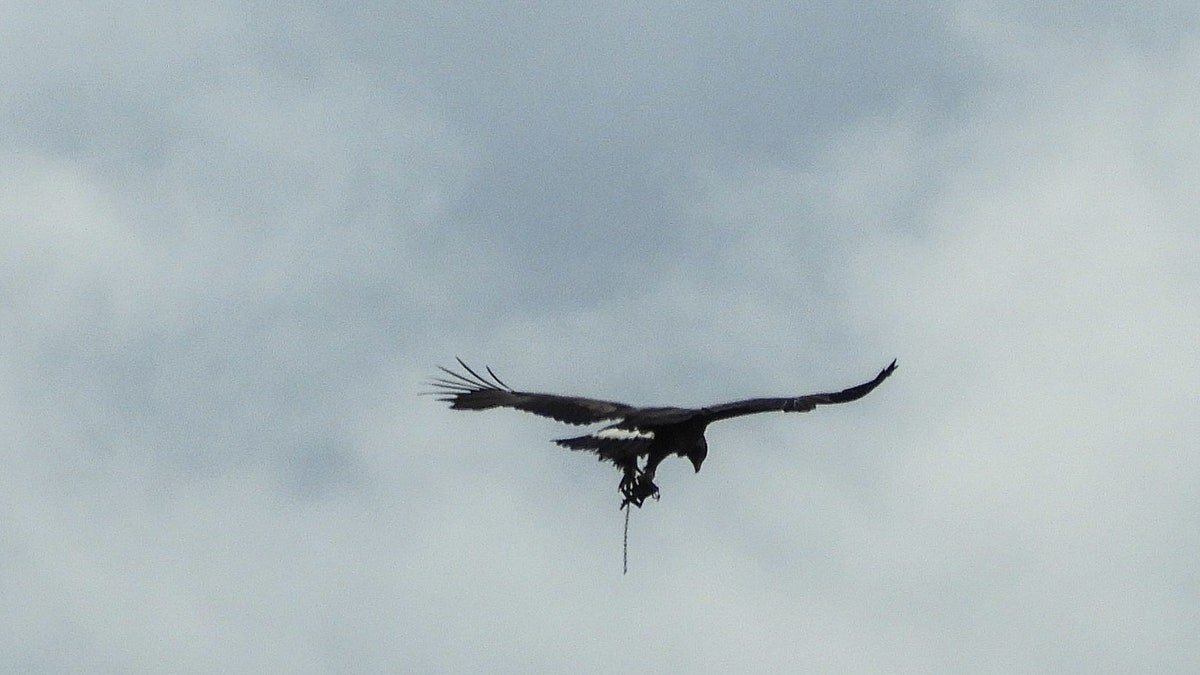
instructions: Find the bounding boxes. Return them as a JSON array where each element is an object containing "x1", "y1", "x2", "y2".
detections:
[
  {"x1": 426, "y1": 359, "x2": 638, "y2": 425},
  {"x1": 702, "y1": 359, "x2": 897, "y2": 423}
]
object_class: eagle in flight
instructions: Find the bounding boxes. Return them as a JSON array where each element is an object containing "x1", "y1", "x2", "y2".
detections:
[{"x1": 429, "y1": 359, "x2": 897, "y2": 509}]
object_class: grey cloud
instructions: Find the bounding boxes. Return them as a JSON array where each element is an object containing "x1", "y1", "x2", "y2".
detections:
[{"x1": 2, "y1": 2, "x2": 1198, "y2": 672}]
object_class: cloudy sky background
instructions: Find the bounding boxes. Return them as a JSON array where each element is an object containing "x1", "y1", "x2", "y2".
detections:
[{"x1": 3, "y1": 2, "x2": 1198, "y2": 672}]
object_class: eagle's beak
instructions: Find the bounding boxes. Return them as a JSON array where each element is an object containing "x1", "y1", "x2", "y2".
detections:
[{"x1": 689, "y1": 456, "x2": 704, "y2": 473}]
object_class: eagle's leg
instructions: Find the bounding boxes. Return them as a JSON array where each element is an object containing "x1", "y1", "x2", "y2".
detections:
[
  {"x1": 618, "y1": 462, "x2": 639, "y2": 492},
  {"x1": 618, "y1": 461, "x2": 642, "y2": 508},
  {"x1": 639, "y1": 452, "x2": 665, "y2": 496}
]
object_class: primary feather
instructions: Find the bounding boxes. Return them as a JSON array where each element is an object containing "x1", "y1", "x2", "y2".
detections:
[{"x1": 429, "y1": 358, "x2": 636, "y2": 425}]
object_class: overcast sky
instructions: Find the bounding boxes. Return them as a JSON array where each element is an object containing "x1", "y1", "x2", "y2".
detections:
[{"x1": 3, "y1": 2, "x2": 1199, "y2": 672}]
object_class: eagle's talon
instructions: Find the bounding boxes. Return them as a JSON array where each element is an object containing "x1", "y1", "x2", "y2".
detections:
[
  {"x1": 619, "y1": 474, "x2": 660, "y2": 509},
  {"x1": 631, "y1": 477, "x2": 659, "y2": 502}
]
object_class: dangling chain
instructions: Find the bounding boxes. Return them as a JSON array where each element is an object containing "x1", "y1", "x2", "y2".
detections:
[{"x1": 623, "y1": 505, "x2": 630, "y2": 575}]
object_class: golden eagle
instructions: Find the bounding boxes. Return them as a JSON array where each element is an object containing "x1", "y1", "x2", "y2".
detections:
[{"x1": 429, "y1": 359, "x2": 897, "y2": 509}]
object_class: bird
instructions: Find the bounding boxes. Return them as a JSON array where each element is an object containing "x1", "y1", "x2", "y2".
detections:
[{"x1": 427, "y1": 358, "x2": 897, "y2": 509}]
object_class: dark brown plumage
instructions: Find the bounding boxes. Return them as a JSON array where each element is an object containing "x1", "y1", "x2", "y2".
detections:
[{"x1": 428, "y1": 358, "x2": 897, "y2": 508}]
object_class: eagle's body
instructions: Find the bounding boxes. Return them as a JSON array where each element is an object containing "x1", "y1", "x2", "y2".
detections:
[{"x1": 429, "y1": 359, "x2": 897, "y2": 508}]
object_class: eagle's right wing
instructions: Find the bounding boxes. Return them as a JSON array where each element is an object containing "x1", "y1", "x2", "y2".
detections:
[{"x1": 426, "y1": 359, "x2": 638, "y2": 425}]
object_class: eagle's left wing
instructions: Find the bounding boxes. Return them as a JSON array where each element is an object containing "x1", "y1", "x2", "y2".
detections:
[{"x1": 702, "y1": 360, "x2": 897, "y2": 423}]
